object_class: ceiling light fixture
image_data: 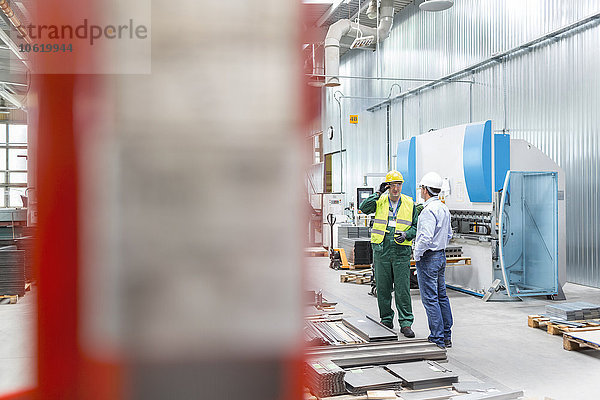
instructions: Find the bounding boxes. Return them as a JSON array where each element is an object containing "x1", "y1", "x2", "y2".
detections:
[
  {"x1": 419, "y1": 0, "x2": 454, "y2": 12},
  {"x1": 350, "y1": 35, "x2": 375, "y2": 49}
]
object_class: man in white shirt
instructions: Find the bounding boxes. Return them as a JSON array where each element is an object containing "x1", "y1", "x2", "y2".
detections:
[{"x1": 414, "y1": 172, "x2": 453, "y2": 349}]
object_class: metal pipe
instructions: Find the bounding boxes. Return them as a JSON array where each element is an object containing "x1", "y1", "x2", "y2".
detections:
[
  {"x1": 334, "y1": 84, "x2": 400, "y2": 102},
  {"x1": 386, "y1": 104, "x2": 391, "y2": 169},
  {"x1": 307, "y1": 73, "x2": 474, "y2": 83},
  {"x1": 446, "y1": 284, "x2": 484, "y2": 298},
  {"x1": 401, "y1": 98, "x2": 405, "y2": 140},
  {"x1": 469, "y1": 73, "x2": 473, "y2": 123},
  {"x1": 366, "y1": 10, "x2": 600, "y2": 112},
  {"x1": 502, "y1": 61, "x2": 508, "y2": 132},
  {"x1": 337, "y1": 95, "x2": 390, "y2": 100},
  {"x1": 334, "y1": 92, "x2": 344, "y2": 194},
  {"x1": 324, "y1": 0, "x2": 394, "y2": 87}
]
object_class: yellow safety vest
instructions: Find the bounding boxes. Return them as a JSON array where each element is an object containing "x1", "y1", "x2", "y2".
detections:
[{"x1": 371, "y1": 193, "x2": 414, "y2": 246}]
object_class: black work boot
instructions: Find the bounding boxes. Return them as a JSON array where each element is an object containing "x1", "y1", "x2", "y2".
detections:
[
  {"x1": 428, "y1": 338, "x2": 445, "y2": 349},
  {"x1": 381, "y1": 321, "x2": 393, "y2": 329},
  {"x1": 400, "y1": 326, "x2": 415, "y2": 338},
  {"x1": 444, "y1": 339, "x2": 452, "y2": 348}
]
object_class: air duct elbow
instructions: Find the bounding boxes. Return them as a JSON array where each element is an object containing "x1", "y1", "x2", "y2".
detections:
[
  {"x1": 377, "y1": 16, "x2": 393, "y2": 40},
  {"x1": 324, "y1": 20, "x2": 351, "y2": 87},
  {"x1": 377, "y1": 0, "x2": 394, "y2": 39},
  {"x1": 324, "y1": 0, "x2": 394, "y2": 87}
]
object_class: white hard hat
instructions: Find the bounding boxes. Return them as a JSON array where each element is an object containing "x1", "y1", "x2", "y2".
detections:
[{"x1": 419, "y1": 172, "x2": 443, "y2": 189}]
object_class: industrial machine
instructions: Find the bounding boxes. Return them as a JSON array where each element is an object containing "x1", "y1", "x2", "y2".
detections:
[
  {"x1": 396, "y1": 120, "x2": 566, "y2": 300},
  {"x1": 322, "y1": 193, "x2": 348, "y2": 249},
  {"x1": 354, "y1": 187, "x2": 374, "y2": 227}
]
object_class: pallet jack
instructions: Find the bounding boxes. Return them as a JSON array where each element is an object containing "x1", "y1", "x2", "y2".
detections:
[
  {"x1": 326, "y1": 213, "x2": 355, "y2": 270},
  {"x1": 325, "y1": 213, "x2": 346, "y2": 270}
]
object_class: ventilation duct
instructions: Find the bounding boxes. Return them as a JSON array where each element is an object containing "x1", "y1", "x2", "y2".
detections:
[{"x1": 324, "y1": 0, "x2": 394, "y2": 87}]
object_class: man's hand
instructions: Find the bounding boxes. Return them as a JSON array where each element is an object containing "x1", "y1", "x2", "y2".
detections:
[
  {"x1": 378, "y1": 182, "x2": 389, "y2": 194},
  {"x1": 394, "y1": 231, "x2": 407, "y2": 245}
]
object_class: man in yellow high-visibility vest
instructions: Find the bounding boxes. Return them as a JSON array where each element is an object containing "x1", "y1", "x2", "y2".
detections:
[{"x1": 359, "y1": 170, "x2": 421, "y2": 338}]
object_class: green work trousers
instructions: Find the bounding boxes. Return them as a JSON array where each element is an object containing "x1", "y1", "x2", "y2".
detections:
[{"x1": 372, "y1": 233, "x2": 413, "y2": 328}]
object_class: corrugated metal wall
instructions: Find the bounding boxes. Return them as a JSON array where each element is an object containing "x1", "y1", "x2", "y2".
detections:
[{"x1": 322, "y1": 0, "x2": 600, "y2": 287}]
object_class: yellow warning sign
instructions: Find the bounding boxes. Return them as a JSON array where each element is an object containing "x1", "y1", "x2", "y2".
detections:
[{"x1": 349, "y1": 115, "x2": 358, "y2": 124}]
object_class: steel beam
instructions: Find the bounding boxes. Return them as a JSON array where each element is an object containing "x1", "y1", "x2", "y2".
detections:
[{"x1": 316, "y1": 0, "x2": 348, "y2": 27}]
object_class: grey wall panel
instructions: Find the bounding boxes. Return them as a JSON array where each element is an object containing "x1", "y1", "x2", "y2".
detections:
[{"x1": 322, "y1": 0, "x2": 600, "y2": 287}]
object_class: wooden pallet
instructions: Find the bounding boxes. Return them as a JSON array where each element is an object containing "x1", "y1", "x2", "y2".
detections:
[
  {"x1": 0, "y1": 295, "x2": 18, "y2": 304},
  {"x1": 528, "y1": 315, "x2": 600, "y2": 335},
  {"x1": 340, "y1": 275, "x2": 372, "y2": 284},
  {"x1": 446, "y1": 256, "x2": 472, "y2": 265},
  {"x1": 348, "y1": 264, "x2": 371, "y2": 270},
  {"x1": 409, "y1": 256, "x2": 471, "y2": 266},
  {"x1": 563, "y1": 332, "x2": 600, "y2": 351},
  {"x1": 340, "y1": 272, "x2": 373, "y2": 285},
  {"x1": 305, "y1": 247, "x2": 329, "y2": 257}
]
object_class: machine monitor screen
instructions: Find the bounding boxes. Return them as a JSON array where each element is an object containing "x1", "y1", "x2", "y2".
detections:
[{"x1": 357, "y1": 187, "x2": 374, "y2": 207}]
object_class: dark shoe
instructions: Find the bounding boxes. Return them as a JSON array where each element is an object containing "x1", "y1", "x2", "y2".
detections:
[
  {"x1": 400, "y1": 326, "x2": 415, "y2": 338},
  {"x1": 382, "y1": 321, "x2": 393, "y2": 329},
  {"x1": 428, "y1": 338, "x2": 445, "y2": 349},
  {"x1": 444, "y1": 339, "x2": 452, "y2": 348}
]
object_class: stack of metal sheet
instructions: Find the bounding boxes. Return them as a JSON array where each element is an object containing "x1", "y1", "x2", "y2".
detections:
[
  {"x1": 572, "y1": 302, "x2": 600, "y2": 319},
  {"x1": 444, "y1": 245, "x2": 463, "y2": 258},
  {"x1": 15, "y1": 237, "x2": 34, "y2": 283},
  {"x1": 342, "y1": 316, "x2": 397, "y2": 342},
  {"x1": 305, "y1": 320, "x2": 367, "y2": 346},
  {"x1": 545, "y1": 302, "x2": 600, "y2": 320},
  {"x1": 305, "y1": 341, "x2": 447, "y2": 397},
  {"x1": 304, "y1": 358, "x2": 346, "y2": 398},
  {"x1": 344, "y1": 366, "x2": 403, "y2": 394},
  {"x1": 304, "y1": 323, "x2": 328, "y2": 346},
  {"x1": 338, "y1": 238, "x2": 373, "y2": 264},
  {"x1": 0, "y1": 250, "x2": 25, "y2": 296},
  {"x1": 307, "y1": 341, "x2": 447, "y2": 369},
  {"x1": 386, "y1": 361, "x2": 458, "y2": 390},
  {"x1": 338, "y1": 225, "x2": 370, "y2": 239},
  {"x1": 338, "y1": 225, "x2": 373, "y2": 265}
]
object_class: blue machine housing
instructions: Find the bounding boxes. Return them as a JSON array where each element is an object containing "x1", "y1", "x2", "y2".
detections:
[
  {"x1": 396, "y1": 137, "x2": 416, "y2": 200},
  {"x1": 494, "y1": 133, "x2": 510, "y2": 192},
  {"x1": 463, "y1": 121, "x2": 492, "y2": 202}
]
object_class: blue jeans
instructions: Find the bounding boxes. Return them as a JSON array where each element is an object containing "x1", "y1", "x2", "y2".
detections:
[{"x1": 416, "y1": 250, "x2": 453, "y2": 346}]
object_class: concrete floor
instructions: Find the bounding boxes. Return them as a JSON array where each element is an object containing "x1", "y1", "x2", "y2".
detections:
[
  {"x1": 1, "y1": 263, "x2": 600, "y2": 399},
  {"x1": 306, "y1": 256, "x2": 600, "y2": 400},
  {"x1": 0, "y1": 289, "x2": 35, "y2": 395}
]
